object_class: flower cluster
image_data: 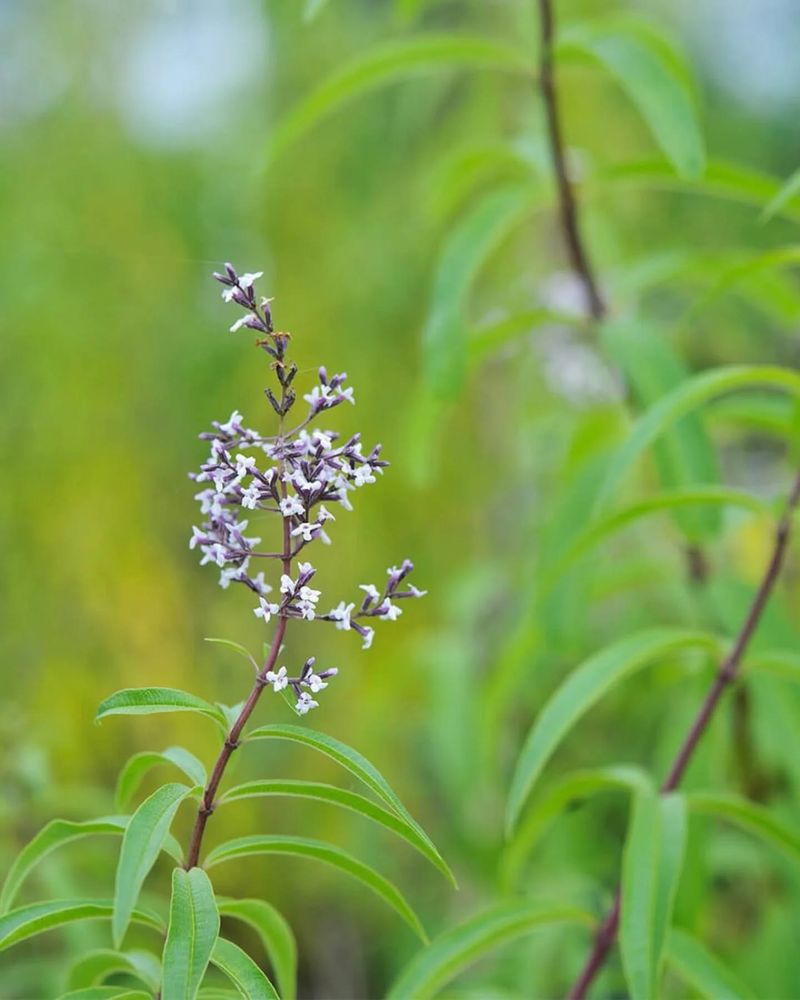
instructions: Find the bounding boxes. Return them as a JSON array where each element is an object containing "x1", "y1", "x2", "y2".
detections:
[{"x1": 189, "y1": 264, "x2": 426, "y2": 713}]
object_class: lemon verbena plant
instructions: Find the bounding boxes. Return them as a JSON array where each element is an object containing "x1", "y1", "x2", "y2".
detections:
[{"x1": 0, "y1": 266, "x2": 450, "y2": 1000}]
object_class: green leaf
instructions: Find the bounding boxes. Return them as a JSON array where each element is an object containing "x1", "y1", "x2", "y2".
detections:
[
  {"x1": 422, "y1": 184, "x2": 536, "y2": 397},
  {"x1": 303, "y1": 0, "x2": 328, "y2": 20},
  {"x1": 653, "y1": 795, "x2": 688, "y2": 983},
  {"x1": 468, "y1": 307, "x2": 582, "y2": 364},
  {"x1": 116, "y1": 748, "x2": 207, "y2": 811},
  {"x1": 266, "y1": 36, "x2": 532, "y2": 163},
  {"x1": 217, "y1": 898, "x2": 296, "y2": 1000},
  {"x1": 113, "y1": 783, "x2": 193, "y2": 947},
  {"x1": 667, "y1": 928, "x2": 756, "y2": 1000},
  {"x1": 206, "y1": 835, "x2": 427, "y2": 942},
  {"x1": 210, "y1": 937, "x2": 279, "y2": 999},
  {"x1": 59, "y1": 989, "x2": 152, "y2": 1000},
  {"x1": 97, "y1": 688, "x2": 227, "y2": 730},
  {"x1": 505, "y1": 628, "x2": 718, "y2": 833},
  {"x1": 687, "y1": 792, "x2": 800, "y2": 866},
  {"x1": 204, "y1": 637, "x2": 258, "y2": 670},
  {"x1": 760, "y1": 166, "x2": 800, "y2": 223},
  {"x1": 557, "y1": 16, "x2": 704, "y2": 177},
  {"x1": 387, "y1": 900, "x2": 593, "y2": 1000},
  {"x1": 595, "y1": 365, "x2": 800, "y2": 515},
  {"x1": 162, "y1": 868, "x2": 220, "y2": 1000},
  {"x1": 0, "y1": 899, "x2": 164, "y2": 952},
  {"x1": 218, "y1": 779, "x2": 455, "y2": 886},
  {"x1": 67, "y1": 948, "x2": 161, "y2": 990}
]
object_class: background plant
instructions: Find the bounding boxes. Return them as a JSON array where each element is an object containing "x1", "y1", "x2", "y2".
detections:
[{"x1": 3, "y1": 0, "x2": 800, "y2": 997}]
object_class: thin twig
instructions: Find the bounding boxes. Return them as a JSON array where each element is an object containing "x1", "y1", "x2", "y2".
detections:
[{"x1": 567, "y1": 468, "x2": 800, "y2": 999}]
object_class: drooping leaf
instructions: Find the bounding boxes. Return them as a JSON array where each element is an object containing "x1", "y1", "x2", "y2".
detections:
[
  {"x1": 506, "y1": 628, "x2": 718, "y2": 833},
  {"x1": 203, "y1": 637, "x2": 258, "y2": 671},
  {"x1": 162, "y1": 868, "x2": 220, "y2": 1000},
  {"x1": 687, "y1": 792, "x2": 800, "y2": 866},
  {"x1": 210, "y1": 937, "x2": 279, "y2": 999},
  {"x1": 266, "y1": 36, "x2": 532, "y2": 163},
  {"x1": 96, "y1": 689, "x2": 227, "y2": 730},
  {"x1": 667, "y1": 928, "x2": 756, "y2": 1000},
  {"x1": 387, "y1": 900, "x2": 593, "y2": 1000},
  {"x1": 66, "y1": 948, "x2": 161, "y2": 990},
  {"x1": 205, "y1": 835, "x2": 427, "y2": 942},
  {"x1": 0, "y1": 899, "x2": 164, "y2": 952},
  {"x1": 557, "y1": 16, "x2": 704, "y2": 177},
  {"x1": 113, "y1": 784, "x2": 193, "y2": 947},
  {"x1": 217, "y1": 779, "x2": 455, "y2": 886},
  {"x1": 116, "y1": 748, "x2": 207, "y2": 811},
  {"x1": 760, "y1": 166, "x2": 800, "y2": 223},
  {"x1": 422, "y1": 184, "x2": 536, "y2": 397},
  {"x1": 59, "y1": 989, "x2": 152, "y2": 1000},
  {"x1": 217, "y1": 898, "x2": 296, "y2": 1000}
]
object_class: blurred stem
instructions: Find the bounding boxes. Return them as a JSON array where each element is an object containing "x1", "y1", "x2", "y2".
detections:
[
  {"x1": 567, "y1": 469, "x2": 800, "y2": 999},
  {"x1": 537, "y1": 0, "x2": 605, "y2": 321}
]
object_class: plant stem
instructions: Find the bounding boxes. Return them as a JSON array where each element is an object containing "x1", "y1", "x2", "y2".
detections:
[
  {"x1": 537, "y1": 0, "x2": 605, "y2": 322},
  {"x1": 566, "y1": 468, "x2": 800, "y2": 999}
]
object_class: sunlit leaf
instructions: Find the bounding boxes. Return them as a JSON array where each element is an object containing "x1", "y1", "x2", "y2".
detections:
[
  {"x1": 206, "y1": 835, "x2": 427, "y2": 942},
  {"x1": 66, "y1": 948, "x2": 161, "y2": 991},
  {"x1": 116, "y1": 748, "x2": 207, "y2": 811},
  {"x1": 218, "y1": 898, "x2": 296, "y2": 1000},
  {"x1": 506, "y1": 628, "x2": 718, "y2": 833},
  {"x1": 210, "y1": 937, "x2": 279, "y2": 999},
  {"x1": 162, "y1": 868, "x2": 220, "y2": 1000},
  {"x1": 387, "y1": 900, "x2": 593, "y2": 999},
  {"x1": 667, "y1": 928, "x2": 756, "y2": 999},
  {"x1": 96, "y1": 689, "x2": 227, "y2": 730},
  {"x1": 0, "y1": 899, "x2": 163, "y2": 952},
  {"x1": 114, "y1": 784, "x2": 193, "y2": 947},
  {"x1": 218, "y1": 779, "x2": 455, "y2": 885}
]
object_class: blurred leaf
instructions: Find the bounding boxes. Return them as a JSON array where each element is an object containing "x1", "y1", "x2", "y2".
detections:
[
  {"x1": 688, "y1": 792, "x2": 800, "y2": 866},
  {"x1": 162, "y1": 868, "x2": 219, "y2": 1000},
  {"x1": 760, "y1": 166, "x2": 800, "y2": 222},
  {"x1": 96, "y1": 689, "x2": 227, "y2": 731},
  {"x1": 0, "y1": 900, "x2": 164, "y2": 952},
  {"x1": 59, "y1": 989, "x2": 152, "y2": 1000},
  {"x1": 667, "y1": 928, "x2": 756, "y2": 999},
  {"x1": 749, "y1": 650, "x2": 800, "y2": 682},
  {"x1": 506, "y1": 628, "x2": 718, "y2": 833},
  {"x1": 218, "y1": 779, "x2": 455, "y2": 885},
  {"x1": 266, "y1": 36, "x2": 532, "y2": 163},
  {"x1": 66, "y1": 948, "x2": 161, "y2": 991},
  {"x1": 116, "y1": 748, "x2": 207, "y2": 811},
  {"x1": 204, "y1": 637, "x2": 258, "y2": 671},
  {"x1": 386, "y1": 900, "x2": 593, "y2": 1000},
  {"x1": 602, "y1": 318, "x2": 721, "y2": 541},
  {"x1": 303, "y1": 0, "x2": 328, "y2": 21},
  {"x1": 557, "y1": 16, "x2": 704, "y2": 177},
  {"x1": 210, "y1": 938, "x2": 279, "y2": 1000},
  {"x1": 113, "y1": 784, "x2": 193, "y2": 947},
  {"x1": 423, "y1": 184, "x2": 535, "y2": 398},
  {"x1": 218, "y1": 898, "x2": 296, "y2": 1000},
  {"x1": 653, "y1": 795, "x2": 688, "y2": 983},
  {"x1": 468, "y1": 307, "x2": 582, "y2": 363},
  {"x1": 205, "y1": 835, "x2": 427, "y2": 942}
]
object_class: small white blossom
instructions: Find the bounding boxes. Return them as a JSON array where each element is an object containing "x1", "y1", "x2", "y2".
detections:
[
  {"x1": 360, "y1": 583, "x2": 380, "y2": 602},
  {"x1": 304, "y1": 672, "x2": 328, "y2": 693},
  {"x1": 296, "y1": 691, "x2": 319, "y2": 715},
  {"x1": 297, "y1": 561, "x2": 314, "y2": 577},
  {"x1": 239, "y1": 271, "x2": 263, "y2": 288},
  {"x1": 329, "y1": 600, "x2": 354, "y2": 631},
  {"x1": 230, "y1": 316, "x2": 249, "y2": 333},
  {"x1": 254, "y1": 598, "x2": 280, "y2": 622},
  {"x1": 280, "y1": 574, "x2": 296, "y2": 596},
  {"x1": 299, "y1": 585, "x2": 321, "y2": 605},
  {"x1": 380, "y1": 600, "x2": 402, "y2": 622},
  {"x1": 235, "y1": 453, "x2": 257, "y2": 478},
  {"x1": 303, "y1": 385, "x2": 333, "y2": 407},
  {"x1": 221, "y1": 286, "x2": 237, "y2": 303},
  {"x1": 219, "y1": 410, "x2": 243, "y2": 435},
  {"x1": 337, "y1": 386, "x2": 355, "y2": 405},
  {"x1": 291, "y1": 522, "x2": 317, "y2": 542},
  {"x1": 353, "y1": 466, "x2": 376, "y2": 488},
  {"x1": 241, "y1": 483, "x2": 261, "y2": 509},
  {"x1": 279, "y1": 495, "x2": 305, "y2": 517},
  {"x1": 317, "y1": 505, "x2": 335, "y2": 523},
  {"x1": 313, "y1": 429, "x2": 334, "y2": 448},
  {"x1": 189, "y1": 526, "x2": 206, "y2": 550},
  {"x1": 408, "y1": 585, "x2": 428, "y2": 598},
  {"x1": 251, "y1": 571, "x2": 271, "y2": 595},
  {"x1": 361, "y1": 627, "x2": 375, "y2": 650},
  {"x1": 265, "y1": 666, "x2": 288, "y2": 692}
]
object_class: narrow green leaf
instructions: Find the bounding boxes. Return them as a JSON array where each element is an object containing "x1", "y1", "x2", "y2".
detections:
[
  {"x1": 67, "y1": 948, "x2": 161, "y2": 990},
  {"x1": 113, "y1": 783, "x2": 193, "y2": 947},
  {"x1": 0, "y1": 899, "x2": 164, "y2": 952},
  {"x1": 422, "y1": 184, "x2": 536, "y2": 397},
  {"x1": 653, "y1": 794, "x2": 688, "y2": 983},
  {"x1": 667, "y1": 928, "x2": 756, "y2": 999},
  {"x1": 506, "y1": 628, "x2": 717, "y2": 833},
  {"x1": 162, "y1": 868, "x2": 220, "y2": 1000},
  {"x1": 688, "y1": 792, "x2": 800, "y2": 866},
  {"x1": 206, "y1": 835, "x2": 427, "y2": 942},
  {"x1": 59, "y1": 989, "x2": 152, "y2": 1000},
  {"x1": 217, "y1": 779, "x2": 455, "y2": 886},
  {"x1": 116, "y1": 748, "x2": 207, "y2": 811},
  {"x1": 266, "y1": 36, "x2": 532, "y2": 163},
  {"x1": 97, "y1": 688, "x2": 227, "y2": 730},
  {"x1": 218, "y1": 898, "x2": 296, "y2": 1000},
  {"x1": 760, "y1": 166, "x2": 800, "y2": 222},
  {"x1": 203, "y1": 637, "x2": 258, "y2": 670},
  {"x1": 468, "y1": 307, "x2": 582, "y2": 363},
  {"x1": 387, "y1": 900, "x2": 593, "y2": 1000},
  {"x1": 749, "y1": 650, "x2": 800, "y2": 682},
  {"x1": 558, "y1": 16, "x2": 704, "y2": 177},
  {"x1": 210, "y1": 937, "x2": 279, "y2": 999}
]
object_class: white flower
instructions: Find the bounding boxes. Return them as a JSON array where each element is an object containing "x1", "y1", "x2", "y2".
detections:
[
  {"x1": 251, "y1": 572, "x2": 271, "y2": 595},
  {"x1": 317, "y1": 505, "x2": 335, "y2": 523},
  {"x1": 353, "y1": 466, "x2": 376, "y2": 487},
  {"x1": 239, "y1": 271, "x2": 263, "y2": 288},
  {"x1": 297, "y1": 561, "x2": 314, "y2": 577},
  {"x1": 212, "y1": 470, "x2": 229, "y2": 492},
  {"x1": 219, "y1": 567, "x2": 243, "y2": 589},
  {"x1": 254, "y1": 598, "x2": 280, "y2": 622},
  {"x1": 296, "y1": 691, "x2": 319, "y2": 714},
  {"x1": 313, "y1": 429, "x2": 334, "y2": 448},
  {"x1": 280, "y1": 574, "x2": 295, "y2": 596},
  {"x1": 189, "y1": 526, "x2": 206, "y2": 550},
  {"x1": 265, "y1": 666, "x2": 288, "y2": 692},
  {"x1": 360, "y1": 583, "x2": 380, "y2": 602},
  {"x1": 241, "y1": 483, "x2": 261, "y2": 509},
  {"x1": 291, "y1": 522, "x2": 317, "y2": 542},
  {"x1": 304, "y1": 672, "x2": 328, "y2": 693},
  {"x1": 409, "y1": 585, "x2": 428, "y2": 598},
  {"x1": 230, "y1": 316, "x2": 250, "y2": 333},
  {"x1": 299, "y1": 585, "x2": 321, "y2": 605},
  {"x1": 221, "y1": 286, "x2": 237, "y2": 303},
  {"x1": 303, "y1": 385, "x2": 333, "y2": 407},
  {"x1": 279, "y1": 495, "x2": 305, "y2": 517},
  {"x1": 329, "y1": 601, "x2": 354, "y2": 631},
  {"x1": 361, "y1": 627, "x2": 375, "y2": 650},
  {"x1": 380, "y1": 600, "x2": 402, "y2": 622},
  {"x1": 235, "y1": 453, "x2": 257, "y2": 477},
  {"x1": 337, "y1": 386, "x2": 356, "y2": 405},
  {"x1": 219, "y1": 410, "x2": 243, "y2": 435},
  {"x1": 297, "y1": 602, "x2": 316, "y2": 621}
]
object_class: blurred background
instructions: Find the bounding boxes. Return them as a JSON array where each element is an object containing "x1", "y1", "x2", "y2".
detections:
[{"x1": 2, "y1": 0, "x2": 800, "y2": 997}]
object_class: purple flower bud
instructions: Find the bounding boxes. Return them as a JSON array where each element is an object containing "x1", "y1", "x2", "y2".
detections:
[{"x1": 224, "y1": 262, "x2": 238, "y2": 281}]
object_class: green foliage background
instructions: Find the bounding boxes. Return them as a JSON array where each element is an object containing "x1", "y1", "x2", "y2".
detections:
[{"x1": 2, "y1": 0, "x2": 800, "y2": 997}]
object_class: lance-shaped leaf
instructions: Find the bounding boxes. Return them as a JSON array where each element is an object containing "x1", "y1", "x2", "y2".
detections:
[
  {"x1": 761, "y1": 166, "x2": 800, "y2": 223},
  {"x1": 217, "y1": 898, "x2": 296, "y2": 1000},
  {"x1": 506, "y1": 628, "x2": 717, "y2": 833},
  {"x1": 667, "y1": 928, "x2": 755, "y2": 999},
  {"x1": 162, "y1": 868, "x2": 220, "y2": 1000},
  {"x1": 116, "y1": 748, "x2": 207, "y2": 811},
  {"x1": 97, "y1": 688, "x2": 227, "y2": 730},
  {"x1": 60, "y1": 988, "x2": 152, "y2": 999},
  {"x1": 687, "y1": 792, "x2": 800, "y2": 866},
  {"x1": 0, "y1": 899, "x2": 164, "y2": 951},
  {"x1": 113, "y1": 783, "x2": 193, "y2": 947},
  {"x1": 67, "y1": 948, "x2": 161, "y2": 990},
  {"x1": 210, "y1": 938, "x2": 279, "y2": 999},
  {"x1": 387, "y1": 900, "x2": 594, "y2": 999},
  {"x1": 206, "y1": 835, "x2": 427, "y2": 942},
  {"x1": 218, "y1": 779, "x2": 455, "y2": 886}
]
